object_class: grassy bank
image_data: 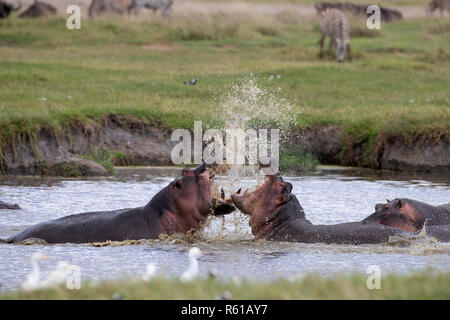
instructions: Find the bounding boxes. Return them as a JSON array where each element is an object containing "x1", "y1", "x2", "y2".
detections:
[
  {"x1": 0, "y1": 13, "x2": 449, "y2": 163},
  {"x1": 2, "y1": 272, "x2": 449, "y2": 299}
]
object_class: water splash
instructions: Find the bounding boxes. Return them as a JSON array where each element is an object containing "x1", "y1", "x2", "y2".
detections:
[
  {"x1": 204, "y1": 75, "x2": 298, "y2": 239},
  {"x1": 215, "y1": 74, "x2": 297, "y2": 134},
  {"x1": 212, "y1": 74, "x2": 297, "y2": 181}
]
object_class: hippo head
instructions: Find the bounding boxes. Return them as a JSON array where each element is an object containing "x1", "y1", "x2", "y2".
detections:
[
  {"x1": 151, "y1": 163, "x2": 235, "y2": 234},
  {"x1": 363, "y1": 198, "x2": 423, "y2": 232},
  {"x1": 232, "y1": 174, "x2": 292, "y2": 215},
  {"x1": 231, "y1": 172, "x2": 302, "y2": 239}
]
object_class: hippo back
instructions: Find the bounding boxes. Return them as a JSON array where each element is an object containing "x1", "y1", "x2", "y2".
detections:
[{"x1": 10, "y1": 207, "x2": 159, "y2": 244}]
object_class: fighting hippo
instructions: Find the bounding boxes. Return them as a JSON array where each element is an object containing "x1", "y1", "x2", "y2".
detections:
[
  {"x1": 231, "y1": 172, "x2": 449, "y2": 244},
  {"x1": 6, "y1": 164, "x2": 235, "y2": 244},
  {"x1": 0, "y1": 200, "x2": 21, "y2": 210},
  {"x1": 363, "y1": 198, "x2": 450, "y2": 232}
]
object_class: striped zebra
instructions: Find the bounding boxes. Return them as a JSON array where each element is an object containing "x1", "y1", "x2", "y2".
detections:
[
  {"x1": 130, "y1": 0, "x2": 173, "y2": 17},
  {"x1": 88, "y1": 0, "x2": 133, "y2": 19},
  {"x1": 427, "y1": 0, "x2": 450, "y2": 16},
  {"x1": 88, "y1": 0, "x2": 172, "y2": 19},
  {"x1": 318, "y1": 8, "x2": 352, "y2": 63}
]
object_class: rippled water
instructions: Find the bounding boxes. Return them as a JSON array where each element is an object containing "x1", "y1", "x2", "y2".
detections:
[{"x1": 0, "y1": 167, "x2": 449, "y2": 293}]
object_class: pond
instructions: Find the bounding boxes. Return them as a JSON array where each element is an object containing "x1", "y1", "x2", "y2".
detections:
[{"x1": 0, "y1": 166, "x2": 449, "y2": 293}]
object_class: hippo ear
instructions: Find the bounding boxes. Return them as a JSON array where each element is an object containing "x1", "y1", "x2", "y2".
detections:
[
  {"x1": 286, "y1": 182, "x2": 293, "y2": 193},
  {"x1": 396, "y1": 199, "x2": 403, "y2": 208}
]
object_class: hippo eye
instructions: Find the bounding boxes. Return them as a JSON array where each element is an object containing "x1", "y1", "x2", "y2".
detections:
[{"x1": 182, "y1": 168, "x2": 192, "y2": 177}]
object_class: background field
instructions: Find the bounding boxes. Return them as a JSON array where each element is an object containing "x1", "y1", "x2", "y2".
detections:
[{"x1": 0, "y1": 1, "x2": 449, "y2": 165}]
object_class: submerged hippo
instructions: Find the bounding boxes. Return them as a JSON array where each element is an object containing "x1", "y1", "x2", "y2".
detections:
[
  {"x1": 6, "y1": 164, "x2": 235, "y2": 244},
  {"x1": 231, "y1": 172, "x2": 449, "y2": 244},
  {"x1": 363, "y1": 198, "x2": 450, "y2": 232},
  {"x1": 0, "y1": 201, "x2": 21, "y2": 210}
]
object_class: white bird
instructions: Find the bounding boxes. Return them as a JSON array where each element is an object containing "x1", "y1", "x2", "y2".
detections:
[
  {"x1": 22, "y1": 252, "x2": 49, "y2": 291},
  {"x1": 180, "y1": 247, "x2": 204, "y2": 282},
  {"x1": 142, "y1": 263, "x2": 157, "y2": 282},
  {"x1": 41, "y1": 261, "x2": 78, "y2": 288}
]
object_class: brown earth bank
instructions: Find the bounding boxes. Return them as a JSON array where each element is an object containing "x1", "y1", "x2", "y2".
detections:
[
  {"x1": 0, "y1": 115, "x2": 175, "y2": 176},
  {"x1": 0, "y1": 116, "x2": 448, "y2": 177},
  {"x1": 288, "y1": 125, "x2": 450, "y2": 174}
]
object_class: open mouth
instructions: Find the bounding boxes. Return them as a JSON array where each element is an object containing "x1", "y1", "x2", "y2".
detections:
[
  {"x1": 231, "y1": 187, "x2": 248, "y2": 214},
  {"x1": 205, "y1": 164, "x2": 235, "y2": 215}
]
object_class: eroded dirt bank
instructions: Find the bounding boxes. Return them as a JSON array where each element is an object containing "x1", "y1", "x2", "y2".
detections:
[
  {"x1": 0, "y1": 115, "x2": 175, "y2": 176},
  {"x1": 0, "y1": 116, "x2": 448, "y2": 176},
  {"x1": 289, "y1": 125, "x2": 449, "y2": 174}
]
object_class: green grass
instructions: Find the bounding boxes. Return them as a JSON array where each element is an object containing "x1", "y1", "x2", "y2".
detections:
[
  {"x1": 2, "y1": 272, "x2": 449, "y2": 299},
  {"x1": 0, "y1": 14, "x2": 449, "y2": 158},
  {"x1": 280, "y1": 150, "x2": 319, "y2": 173},
  {"x1": 81, "y1": 148, "x2": 125, "y2": 175}
]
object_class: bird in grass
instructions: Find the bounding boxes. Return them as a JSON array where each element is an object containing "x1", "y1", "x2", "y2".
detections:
[
  {"x1": 41, "y1": 261, "x2": 78, "y2": 288},
  {"x1": 180, "y1": 247, "x2": 204, "y2": 282},
  {"x1": 215, "y1": 290, "x2": 232, "y2": 300},
  {"x1": 184, "y1": 78, "x2": 198, "y2": 86},
  {"x1": 142, "y1": 263, "x2": 157, "y2": 282},
  {"x1": 22, "y1": 252, "x2": 49, "y2": 291}
]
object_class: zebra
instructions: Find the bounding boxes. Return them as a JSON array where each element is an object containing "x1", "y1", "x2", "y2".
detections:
[
  {"x1": 0, "y1": 1, "x2": 22, "y2": 19},
  {"x1": 88, "y1": 0, "x2": 133, "y2": 19},
  {"x1": 130, "y1": 0, "x2": 173, "y2": 17},
  {"x1": 317, "y1": 8, "x2": 352, "y2": 63},
  {"x1": 427, "y1": 0, "x2": 450, "y2": 16},
  {"x1": 314, "y1": 2, "x2": 402, "y2": 23},
  {"x1": 19, "y1": 0, "x2": 57, "y2": 18},
  {"x1": 88, "y1": 0, "x2": 173, "y2": 19}
]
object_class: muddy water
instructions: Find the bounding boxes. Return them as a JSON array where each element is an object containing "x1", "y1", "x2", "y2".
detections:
[{"x1": 0, "y1": 167, "x2": 449, "y2": 293}]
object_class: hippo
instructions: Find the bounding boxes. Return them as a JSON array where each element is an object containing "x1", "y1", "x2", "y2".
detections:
[
  {"x1": 6, "y1": 163, "x2": 235, "y2": 244},
  {"x1": 231, "y1": 172, "x2": 449, "y2": 244},
  {"x1": 363, "y1": 199, "x2": 450, "y2": 232},
  {"x1": 0, "y1": 201, "x2": 21, "y2": 210}
]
